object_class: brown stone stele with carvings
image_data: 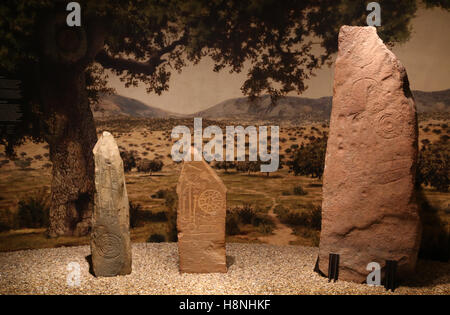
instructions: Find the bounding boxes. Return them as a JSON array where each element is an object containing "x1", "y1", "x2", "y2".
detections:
[
  {"x1": 317, "y1": 26, "x2": 421, "y2": 283},
  {"x1": 177, "y1": 158, "x2": 227, "y2": 273}
]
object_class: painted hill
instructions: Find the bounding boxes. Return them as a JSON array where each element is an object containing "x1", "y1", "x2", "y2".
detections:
[
  {"x1": 190, "y1": 89, "x2": 450, "y2": 120},
  {"x1": 413, "y1": 89, "x2": 450, "y2": 113},
  {"x1": 191, "y1": 95, "x2": 333, "y2": 121},
  {"x1": 92, "y1": 89, "x2": 450, "y2": 120},
  {"x1": 91, "y1": 94, "x2": 179, "y2": 119}
]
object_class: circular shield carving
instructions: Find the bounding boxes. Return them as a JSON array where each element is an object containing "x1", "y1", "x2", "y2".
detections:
[
  {"x1": 94, "y1": 232, "x2": 122, "y2": 259},
  {"x1": 198, "y1": 190, "x2": 224, "y2": 214},
  {"x1": 375, "y1": 110, "x2": 404, "y2": 139}
]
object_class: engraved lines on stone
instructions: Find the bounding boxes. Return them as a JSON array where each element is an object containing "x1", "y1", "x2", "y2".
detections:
[
  {"x1": 184, "y1": 164, "x2": 211, "y2": 183},
  {"x1": 336, "y1": 110, "x2": 411, "y2": 184},
  {"x1": 374, "y1": 109, "x2": 404, "y2": 139},
  {"x1": 181, "y1": 184, "x2": 198, "y2": 230},
  {"x1": 98, "y1": 191, "x2": 116, "y2": 221},
  {"x1": 343, "y1": 31, "x2": 377, "y2": 68},
  {"x1": 341, "y1": 148, "x2": 411, "y2": 184},
  {"x1": 180, "y1": 164, "x2": 224, "y2": 232},
  {"x1": 371, "y1": 158, "x2": 411, "y2": 185},
  {"x1": 348, "y1": 78, "x2": 383, "y2": 115},
  {"x1": 181, "y1": 187, "x2": 223, "y2": 231},
  {"x1": 198, "y1": 190, "x2": 224, "y2": 215},
  {"x1": 93, "y1": 228, "x2": 122, "y2": 259},
  {"x1": 97, "y1": 163, "x2": 122, "y2": 221},
  {"x1": 343, "y1": 76, "x2": 410, "y2": 142}
]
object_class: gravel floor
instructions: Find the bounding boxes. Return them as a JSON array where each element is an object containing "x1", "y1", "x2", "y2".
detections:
[{"x1": 0, "y1": 243, "x2": 448, "y2": 295}]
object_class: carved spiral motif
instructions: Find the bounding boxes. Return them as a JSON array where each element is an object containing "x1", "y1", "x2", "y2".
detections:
[
  {"x1": 375, "y1": 110, "x2": 403, "y2": 139},
  {"x1": 198, "y1": 190, "x2": 224, "y2": 214},
  {"x1": 94, "y1": 232, "x2": 122, "y2": 259}
]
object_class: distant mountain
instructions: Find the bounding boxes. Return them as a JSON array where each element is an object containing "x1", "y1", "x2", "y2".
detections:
[
  {"x1": 91, "y1": 94, "x2": 179, "y2": 119},
  {"x1": 413, "y1": 89, "x2": 450, "y2": 113},
  {"x1": 191, "y1": 95, "x2": 333, "y2": 121},
  {"x1": 92, "y1": 89, "x2": 450, "y2": 121},
  {"x1": 190, "y1": 89, "x2": 450, "y2": 121}
]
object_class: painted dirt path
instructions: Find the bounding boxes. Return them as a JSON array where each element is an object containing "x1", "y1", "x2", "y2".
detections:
[{"x1": 238, "y1": 188, "x2": 297, "y2": 245}]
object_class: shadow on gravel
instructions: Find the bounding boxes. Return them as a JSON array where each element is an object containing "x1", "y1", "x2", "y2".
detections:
[
  {"x1": 400, "y1": 190, "x2": 449, "y2": 288},
  {"x1": 85, "y1": 255, "x2": 95, "y2": 276},
  {"x1": 85, "y1": 254, "x2": 236, "y2": 274},
  {"x1": 401, "y1": 259, "x2": 450, "y2": 288},
  {"x1": 226, "y1": 255, "x2": 235, "y2": 268},
  {"x1": 417, "y1": 189, "x2": 449, "y2": 263}
]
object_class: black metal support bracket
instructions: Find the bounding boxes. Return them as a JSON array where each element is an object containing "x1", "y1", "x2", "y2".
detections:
[
  {"x1": 328, "y1": 253, "x2": 339, "y2": 282},
  {"x1": 384, "y1": 260, "x2": 398, "y2": 292}
]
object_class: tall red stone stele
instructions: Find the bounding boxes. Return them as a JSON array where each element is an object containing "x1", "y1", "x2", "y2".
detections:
[
  {"x1": 317, "y1": 26, "x2": 421, "y2": 283},
  {"x1": 177, "y1": 158, "x2": 227, "y2": 273}
]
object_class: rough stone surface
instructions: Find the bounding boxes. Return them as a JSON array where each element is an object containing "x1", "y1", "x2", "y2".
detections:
[
  {"x1": 91, "y1": 131, "x2": 132, "y2": 277},
  {"x1": 317, "y1": 26, "x2": 421, "y2": 283},
  {"x1": 177, "y1": 158, "x2": 227, "y2": 273}
]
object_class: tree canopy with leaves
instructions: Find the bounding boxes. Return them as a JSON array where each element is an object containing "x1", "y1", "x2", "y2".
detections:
[
  {"x1": 289, "y1": 136, "x2": 327, "y2": 179},
  {"x1": 0, "y1": 0, "x2": 447, "y2": 236}
]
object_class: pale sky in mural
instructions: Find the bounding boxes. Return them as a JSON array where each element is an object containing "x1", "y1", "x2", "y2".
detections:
[{"x1": 107, "y1": 7, "x2": 450, "y2": 114}]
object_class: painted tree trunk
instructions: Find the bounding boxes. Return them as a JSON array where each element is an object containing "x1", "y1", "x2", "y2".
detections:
[
  {"x1": 37, "y1": 9, "x2": 106, "y2": 236},
  {"x1": 43, "y1": 70, "x2": 97, "y2": 237}
]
